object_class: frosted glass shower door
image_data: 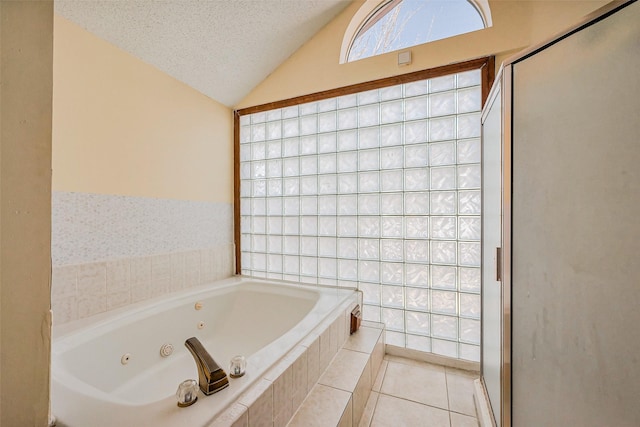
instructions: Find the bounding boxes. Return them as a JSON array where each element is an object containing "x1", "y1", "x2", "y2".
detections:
[{"x1": 510, "y1": 2, "x2": 640, "y2": 425}]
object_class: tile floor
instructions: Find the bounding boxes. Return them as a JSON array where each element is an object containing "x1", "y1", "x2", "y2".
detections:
[{"x1": 358, "y1": 355, "x2": 479, "y2": 427}]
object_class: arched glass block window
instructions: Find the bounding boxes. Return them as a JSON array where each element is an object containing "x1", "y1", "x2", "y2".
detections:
[{"x1": 342, "y1": 0, "x2": 491, "y2": 63}]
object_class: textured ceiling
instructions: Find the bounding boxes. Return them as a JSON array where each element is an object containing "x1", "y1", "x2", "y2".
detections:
[{"x1": 55, "y1": 0, "x2": 352, "y2": 107}]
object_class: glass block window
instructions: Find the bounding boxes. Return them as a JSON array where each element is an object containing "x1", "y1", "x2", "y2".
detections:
[{"x1": 238, "y1": 69, "x2": 482, "y2": 361}]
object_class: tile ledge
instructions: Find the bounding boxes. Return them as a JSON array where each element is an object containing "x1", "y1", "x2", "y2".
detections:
[
  {"x1": 290, "y1": 324, "x2": 385, "y2": 427},
  {"x1": 385, "y1": 344, "x2": 480, "y2": 373},
  {"x1": 473, "y1": 378, "x2": 496, "y2": 427}
]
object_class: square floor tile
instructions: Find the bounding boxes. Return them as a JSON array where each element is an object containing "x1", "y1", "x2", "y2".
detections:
[
  {"x1": 371, "y1": 394, "x2": 450, "y2": 427},
  {"x1": 450, "y1": 411, "x2": 479, "y2": 427},
  {"x1": 446, "y1": 367, "x2": 478, "y2": 416},
  {"x1": 380, "y1": 360, "x2": 448, "y2": 410}
]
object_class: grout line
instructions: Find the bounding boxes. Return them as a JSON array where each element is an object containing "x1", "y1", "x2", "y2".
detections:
[
  {"x1": 445, "y1": 361, "x2": 452, "y2": 412},
  {"x1": 445, "y1": 365, "x2": 481, "y2": 378},
  {"x1": 376, "y1": 391, "x2": 449, "y2": 413},
  {"x1": 449, "y1": 408, "x2": 480, "y2": 418},
  {"x1": 384, "y1": 355, "x2": 448, "y2": 373}
]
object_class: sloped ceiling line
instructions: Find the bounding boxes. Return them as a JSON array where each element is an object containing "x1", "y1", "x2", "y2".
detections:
[{"x1": 55, "y1": 0, "x2": 351, "y2": 107}]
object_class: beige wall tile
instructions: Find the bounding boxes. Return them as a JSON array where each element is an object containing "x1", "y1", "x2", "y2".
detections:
[
  {"x1": 130, "y1": 256, "x2": 152, "y2": 284},
  {"x1": 338, "y1": 396, "x2": 353, "y2": 427},
  {"x1": 77, "y1": 295, "x2": 106, "y2": 319},
  {"x1": 77, "y1": 262, "x2": 107, "y2": 296},
  {"x1": 185, "y1": 250, "x2": 201, "y2": 287},
  {"x1": 371, "y1": 360, "x2": 387, "y2": 393},
  {"x1": 271, "y1": 366, "x2": 292, "y2": 420},
  {"x1": 231, "y1": 414, "x2": 250, "y2": 427},
  {"x1": 319, "y1": 326, "x2": 334, "y2": 373},
  {"x1": 130, "y1": 281, "x2": 154, "y2": 303},
  {"x1": 306, "y1": 337, "x2": 320, "y2": 392},
  {"x1": 330, "y1": 316, "x2": 340, "y2": 354},
  {"x1": 291, "y1": 389, "x2": 306, "y2": 416},
  {"x1": 106, "y1": 259, "x2": 129, "y2": 293},
  {"x1": 239, "y1": 379, "x2": 273, "y2": 427},
  {"x1": 107, "y1": 289, "x2": 131, "y2": 311},
  {"x1": 51, "y1": 265, "x2": 77, "y2": 298},
  {"x1": 273, "y1": 407, "x2": 292, "y2": 427},
  {"x1": 352, "y1": 358, "x2": 372, "y2": 425},
  {"x1": 211, "y1": 246, "x2": 223, "y2": 281},
  {"x1": 340, "y1": 308, "x2": 349, "y2": 346},
  {"x1": 151, "y1": 254, "x2": 171, "y2": 280},
  {"x1": 200, "y1": 248, "x2": 215, "y2": 282},
  {"x1": 52, "y1": 295, "x2": 78, "y2": 324},
  {"x1": 342, "y1": 302, "x2": 356, "y2": 345},
  {"x1": 291, "y1": 348, "x2": 307, "y2": 399},
  {"x1": 248, "y1": 389, "x2": 273, "y2": 427},
  {"x1": 357, "y1": 391, "x2": 378, "y2": 427},
  {"x1": 370, "y1": 331, "x2": 385, "y2": 384},
  {"x1": 52, "y1": 246, "x2": 234, "y2": 324},
  {"x1": 153, "y1": 276, "x2": 172, "y2": 297},
  {"x1": 170, "y1": 251, "x2": 186, "y2": 291},
  {"x1": 216, "y1": 243, "x2": 236, "y2": 280}
]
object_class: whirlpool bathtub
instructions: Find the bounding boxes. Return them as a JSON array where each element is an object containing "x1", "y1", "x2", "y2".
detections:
[{"x1": 51, "y1": 277, "x2": 357, "y2": 426}]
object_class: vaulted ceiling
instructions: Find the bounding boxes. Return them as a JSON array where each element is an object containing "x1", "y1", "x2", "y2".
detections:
[{"x1": 55, "y1": 0, "x2": 352, "y2": 107}]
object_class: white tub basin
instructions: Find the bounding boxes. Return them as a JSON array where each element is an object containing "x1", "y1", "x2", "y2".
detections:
[{"x1": 51, "y1": 276, "x2": 355, "y2": 426}]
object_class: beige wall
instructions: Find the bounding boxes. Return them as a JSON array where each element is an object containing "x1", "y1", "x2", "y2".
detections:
[
  {"x1": 53, "y1": 15, "x2": 233, "y2": 203},
  {"x1": 237, "y1": 0, "x2": 608, "y2": 109},
  {"x1": 0, "y1": 1, "x2": 53, "y2": 425}
]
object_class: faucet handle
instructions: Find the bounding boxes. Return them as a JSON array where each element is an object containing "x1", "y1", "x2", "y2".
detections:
[{"x1": 176, "y1": 379, "x2": 199, "y2": 407}]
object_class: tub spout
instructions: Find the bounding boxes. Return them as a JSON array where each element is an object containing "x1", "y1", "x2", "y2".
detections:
[{"x1": 184, "y1": 337, "x2": 229, "y2": 395}]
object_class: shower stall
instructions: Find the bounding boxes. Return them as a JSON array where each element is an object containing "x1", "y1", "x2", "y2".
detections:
[{"x1": 480, "y1": 1, "x2": 640, "y2": 425}]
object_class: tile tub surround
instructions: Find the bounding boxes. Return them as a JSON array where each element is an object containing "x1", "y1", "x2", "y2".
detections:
[
  {"x1": 52, "y1": 191, "x2": 233, "y2": 266},
  {"x1": 51, "y1": 243, "x2": 234, "y2": 324},
  {"x1": 208, "y1": 298, "x2": 360, "y2": 427},
  {"x1": 288, "y1": 323, "x2": 385, "y2": 427},
  {"x1": 51, "y1": 191, "x2": 235, "y2": 322}
]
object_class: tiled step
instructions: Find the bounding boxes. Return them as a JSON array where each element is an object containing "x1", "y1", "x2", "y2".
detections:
[{"x1": 288, "y1": 323, "x2": 385, "y2": 427}]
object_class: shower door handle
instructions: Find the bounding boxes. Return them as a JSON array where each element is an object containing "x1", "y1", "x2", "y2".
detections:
[{"x1": 496, "y1": 247, "x2": 502, "y2": 282}]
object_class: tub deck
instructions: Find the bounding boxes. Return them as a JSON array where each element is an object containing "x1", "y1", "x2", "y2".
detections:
[{"x1": 51, "y1": 277, "x2": 357, "y2": 427}]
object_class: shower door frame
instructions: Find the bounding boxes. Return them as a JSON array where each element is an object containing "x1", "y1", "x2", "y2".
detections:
[{"x1": 480, "y1": 64, "x2": 511, "y2": 427}]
